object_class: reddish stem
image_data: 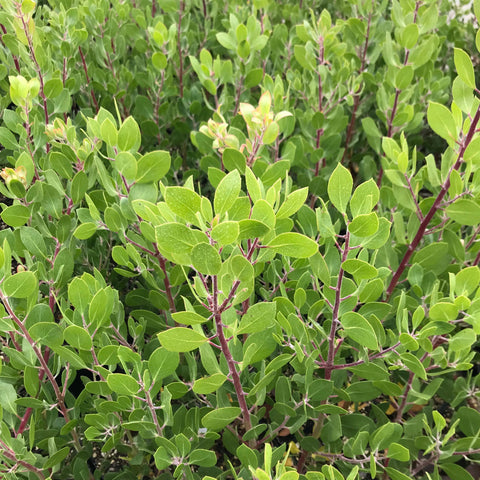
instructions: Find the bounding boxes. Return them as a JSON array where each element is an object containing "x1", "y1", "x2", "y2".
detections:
[
  {"x1": 78, "y1": 46, "x2": 99, "y2": 112},
  {"x1": 0, "y1": 23, "x2": 21, "y2": 72},
  {"x1": 16, "y1": 4, "x2": 50, "y2": 152},
  {"x1": 386, "y1": 104, "x2": 480, "y2": 299}
]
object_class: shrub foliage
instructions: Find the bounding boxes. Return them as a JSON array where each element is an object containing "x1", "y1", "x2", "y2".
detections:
[{"x1": 1, "y1": 1, "x2": 480, "y2": 479}]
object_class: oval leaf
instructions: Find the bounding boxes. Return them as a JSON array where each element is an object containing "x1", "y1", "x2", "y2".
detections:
[
  {"x1": 157, "y1": 327, "x2": 207, "y2": 352},
  {"x1": 341, "y1": 312, "x2": 378, "y2": 350},
  {"x1": 267, "y1": 232, "x2": 318, "y2": 258},
  {"x1": 201, "y1": 407, "x2": 241, "y2": 431}
]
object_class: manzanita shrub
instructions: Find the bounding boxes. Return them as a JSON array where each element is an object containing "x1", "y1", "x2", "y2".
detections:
[{"x1": 2, "y1": 0, "x2": 480, "y2": 479}]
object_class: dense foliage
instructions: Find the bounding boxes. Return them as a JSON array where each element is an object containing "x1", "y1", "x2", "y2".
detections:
[{"x1": 1, "y1": 1, "x2": 480, "y2": 479}]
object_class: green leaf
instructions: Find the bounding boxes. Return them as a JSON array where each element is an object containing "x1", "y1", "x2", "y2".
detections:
[
  {"x1": 413, "y1": 242, "x2": 449, "y2": 274},
  {"x1": 223, "y1": 148, "x2": 246, "y2": 173},
  {"x1": 211, "y1": 221, "x2": 239, "y2": 245},
  {"x1": 348, "y1": 212, "x2": 379, "y2": 237},
  {"x1": 400, "y1": 352, "x2": 427, "y2": 380},
  {"x1": 395, "y1": 65, "x2": 413, "y2": 90},
  {"x1": 201, "y1": 407, "x2": 241, "y2": 431},
  {"x1": 154, "y1": 447, "x2": 171, "y2": 469},
  {"x1": 51, "y1": 345, "x2": 87, "y2": 369},
  {"x1": 370, "y1": 423, "x2": 402, "y2": 452},
  {"x1": 189, "y1": 449, "x2": 217, "y2": 467},
  {"x1": 118, "y1": 116, "x2": 141, "y2": 151},
  {"x1": 456, "y1": 267, "x2": 480, "y2": 295},
  {"x1": 64, "y1": 325, "x2": 92, "y2": 351},
  {"x1": 267, "y1": 232, "x2": 318, "y2": 258},
  {"x1": 68, "y1": 277, "x2": 91, "y2": 313},
  {"x1": 238, "y1": 219, "x2": 270, "y2": 239},
  {"x1": 107, "y1": 373, "x2": 139, "y2": 395},
  {"x1": 104, "y1": 207, "x2": 123, "y2": 232},
  {"x1": 400, "y1": 23, "x2": 418, "y2": 49},
  {"x1": 454, "y1": 48, "x2": 476, "y2": 89},
  {"x1": 155, "y1": 222, "x2": 207, "y2": 257},
  {"x1": 191, "y1": 243, "x2": 222, "y2": 275},
  {"x1": 136, "y1": 150, "x2": 171, "y2": 183},
  {"x1": 383, "y1": 468, "x2": 414, "y2": 480},
  {"x1": 446, "y1": 199, "x2": 480, "y2": 226},
  {"x1": 216, "y1": 32, "x2": 236, "y2": 50},
  {"x1": 100, "y1": 118, "x2": 118, "y2": 146},
  {"x1": 0, "y1": 382, "x2": 17, "y2": 414},
  {"x1": 3, "y1": 271, "x2": 37, "y2": 298},
  {"x1": 20, "y1": 226, "x2": 46, "y2": 258},
  {"x1": 44, "y1": 78, "x2": 63, "y2": 99},
  {"x1": 29, "y1": 322, "x2": 63, "y2": 348},
  {"x1": 1, "y1": 204, "x2": 30, "y2": 227},
  {"x1": 165, "y1": 187, "x2": 202, "y2": 225},
  {"x1": 193, "y1": 373, "x2": 227, "y2": 394},
  {"x1": 328, "y1": 163, "x2": 352, "y2": 214},
  {"x1": 71, "y1": 170, "x2": 88, "y2": 203},
  {"x1": 238, "y1": 302, "x2": 276, "y2": 334},
  {"x1": 0, "y1": 127, "x2": 18, "y2": 150},
  {"x1": 214, "y1": 169, "x2": 241, "y2": 216},
  {"x1": 263, "y1": 121, "x2": 279, "y2": 145},
  {"x1": 342, "y1": 259, "x2": 378, "y2": 282},
  {"x1": 429, "y1": 302, "x2": 459, "y2": 321},
  {"x1": 341, "y1": 312, "x2": 378, "y2": 350},
  {"x1": 172, "y1": 311, "x2": 209, "y2": 325},
  {"x1": 449, "y1": 329, "x2": 476, "y2": 352},
  {"x1": 245, "y1": 68, "x2": 263, "y2": 88},
  {"x1": 152, "y1": 52, "x2": 167, "y2": 69},
  {"x1": 115, "y1": 152, "x2": 137, "y2": 181},
  {"x1": 276, "y1": 187, "x2": 309, "y2": 219},
  {"x1": 157, "y1": 327, "x2": 207, "y2": 352},
  {"x1": 43, "y1": 447, "x2": 70, "y2": 469},
  {"x1": 440, "y1": 464, "x2": 474, "y2": 480},
  {"x1": 148, "y1": 347, "x2": 179, "y2": 382},
  {"x1": 350, "y1": 179, "x2": 379, "y2": 217},
  {"x1": 387, "y1": 443, "x2": 410, "y2": 462},
  {"x1": 427, "y1": 102, "x2": 457, "y2": 147},
  {"x1": 89, "y1": 288, "x2": 114, "y2": 327},
  {"x1": 73, "y1": 222, "x2": 97, "y2": 240}
]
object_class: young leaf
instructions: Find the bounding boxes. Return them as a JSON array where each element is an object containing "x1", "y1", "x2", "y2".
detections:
[
  {"x1": 214, "y1": 169, "x2": 241, "y2": 216},
  {"x1": 327, "y1": 163, "x2": 352, "y2": 214},
  {"x1": 427, "y1": 102, "x2": 457, "y2": 147},
  {"x1": 454, "y1": 48, "x2": 476, "y2": 89},
  {"x1": 118, "y1": 117, "x2": 141, "y2": 151}
]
